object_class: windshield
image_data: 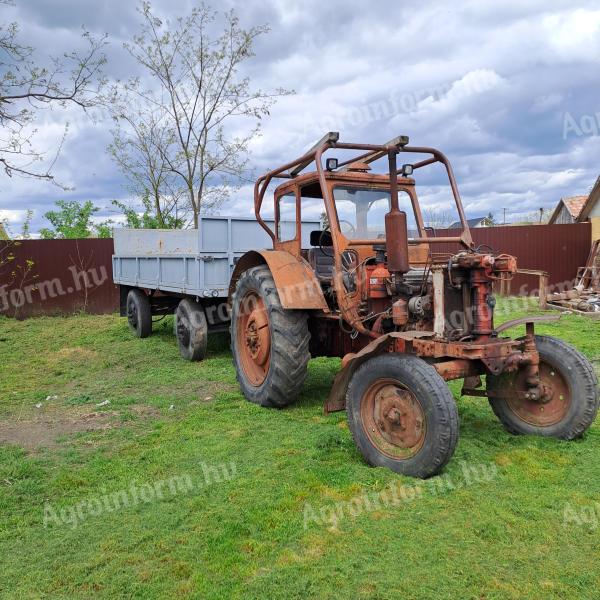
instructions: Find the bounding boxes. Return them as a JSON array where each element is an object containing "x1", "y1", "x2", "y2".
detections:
[{"x1": 333, "y1": 186, "x2": 418, "y2": 240}]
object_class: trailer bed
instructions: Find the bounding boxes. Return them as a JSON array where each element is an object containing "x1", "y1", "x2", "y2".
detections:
[{"x1": 112, "y1": 216, "x2": 319, "y2": 298}]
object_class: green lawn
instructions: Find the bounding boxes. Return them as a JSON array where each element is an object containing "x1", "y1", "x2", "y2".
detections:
[{"x1": 0, "y1": 299, "x2": 599, "y2": 599}]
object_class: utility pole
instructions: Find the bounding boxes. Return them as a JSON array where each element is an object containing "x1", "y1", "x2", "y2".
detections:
[{"x1": 502, "y1": 208, "x2": 507, "y2": 225}]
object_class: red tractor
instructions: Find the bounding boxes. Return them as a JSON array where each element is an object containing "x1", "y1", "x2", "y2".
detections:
[{"x1": 228, "y1": 133, "x2": 599, "y2": 478}]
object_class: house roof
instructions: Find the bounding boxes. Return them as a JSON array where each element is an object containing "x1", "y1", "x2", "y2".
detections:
[
  {"x1": 448, "y1": 217, "x2": 487, "y2": 229},
  {"x1": 564, "y1": 196, "x2": 588, "y2": 218},
  {"x1": 548, "y1": 195, "x2": 588, "y2": 224},
  {"x1": 577, "y1": 176, "x2": 600, "y2": 222},
  {"x1": 548, "y1": 175, "x2": 600, "y2": 225}
]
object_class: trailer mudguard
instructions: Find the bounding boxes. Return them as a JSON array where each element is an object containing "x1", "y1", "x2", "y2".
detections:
[{"x1": 229, "y1": 250, "x2": 328, "y2": 311}]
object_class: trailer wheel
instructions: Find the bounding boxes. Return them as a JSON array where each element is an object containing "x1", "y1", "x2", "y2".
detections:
[
  {"x1": 126, "y1": 289, "x2": 152, "y2": 338},
  {"x1": 231, "y1": 265, "x2": 310, "y2": 408},
  {"x1": 346, "y1": 354, "x2": 459, "y2": 478},
  {"x1": 175, "y1": 299, "x2": 208, "y2": 361},
  {"x1": 488, "y1": 335, "x2": 599, "y2": 439}
]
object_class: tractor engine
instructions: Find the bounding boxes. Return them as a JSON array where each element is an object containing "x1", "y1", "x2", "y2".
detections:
[{"x1": 361, "y1": 242, "x2": 517, "y2": 341}]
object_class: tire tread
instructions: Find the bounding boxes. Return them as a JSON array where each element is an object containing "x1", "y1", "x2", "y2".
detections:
[{"x1": 231, "y1": 265, "x2": 310, "y2": 408}]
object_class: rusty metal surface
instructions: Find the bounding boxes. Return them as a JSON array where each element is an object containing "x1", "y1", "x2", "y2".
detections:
[
  {"x1": 433, "y1": 359, "x2": 481, "y2": 380},
  {"x1": 0, "y1": 239, "x2": 118, "y2": 318},
  {"x1": 361, "y1": 380, "x2": 426, "y2": 458},
  {"x1": 228, "y1": 249, "x2": 328, "y2": 311}
]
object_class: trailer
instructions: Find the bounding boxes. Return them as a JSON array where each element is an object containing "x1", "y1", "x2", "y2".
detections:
[{"x1": 113, "y1": 215, "x2": 319, "y2": 360}]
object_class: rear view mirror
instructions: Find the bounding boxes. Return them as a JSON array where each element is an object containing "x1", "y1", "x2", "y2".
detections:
[{"x1": 310, "y1": 230, "x2": 333, "y2": 247}]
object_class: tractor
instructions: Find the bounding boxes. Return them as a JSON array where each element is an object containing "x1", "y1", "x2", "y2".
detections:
[{"x1": 228, "y1": 132, "x2": 599, "y2": 478}]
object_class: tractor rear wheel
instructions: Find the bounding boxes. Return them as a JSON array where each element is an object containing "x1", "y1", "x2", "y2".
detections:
[
  {"x1": 126, "y1": 289, "x2": 152, "y2": 338},
  {"x1": 346, "y1": 354, "x2": 459, "y2": 478},
  {"x1": 231, "y1": 265, "x2": 310, "y2": 408},
  {"x1": 175, "y1": 299, "x2": 208, "y2": 361},
  {"x1": 488, "y1": 335, "x2": 599, "y2": 439}
]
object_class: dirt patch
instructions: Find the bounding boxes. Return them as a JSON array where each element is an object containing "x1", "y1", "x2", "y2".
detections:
[
  {"x1": 54, "y1": 347, "x2": 99, "y2": 360},
  {"x1": 0, "y1": 411, "x2": 114, "y2": 450},
  {"x1": 0, "y1": 405, "x2": 160, "y2": 451}
]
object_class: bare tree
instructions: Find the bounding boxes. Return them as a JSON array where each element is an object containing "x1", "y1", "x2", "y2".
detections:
[
  {"x1": 108, "y1": 90, "x2": 189, "y2": 227},
  {"x1": 0, "y1": 1, "x2": 107, "y2": 183},
  {"x1": 122, "y1": 1, "x2": 291, "y2": 227},
  {"x1": 422, "y1": 208, "x2": 454, "y2": 229}
]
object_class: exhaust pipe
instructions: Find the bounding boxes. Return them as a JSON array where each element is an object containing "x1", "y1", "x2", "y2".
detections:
[{"x1": 385, "y1": 150, "x2": 409, "y2": 275}]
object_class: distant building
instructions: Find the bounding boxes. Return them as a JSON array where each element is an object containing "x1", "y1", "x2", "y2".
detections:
[
  {"x1": 448, "y1": 216, "x2": 491, "y2": 229},
  {"x1": 548, "y1": 195, "x2": 589, "y2": 225},
  {"x1": 549, "y1": 177, "x2": 600, "y2": 225}
]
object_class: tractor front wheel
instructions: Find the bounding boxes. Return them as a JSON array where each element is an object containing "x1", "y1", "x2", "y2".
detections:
[
  {"x1": 488, "y1": 335, "x2": 599, "y2": 439},
  {"x1": 231, "y1": 265, "x2": 310, "y2": 408},
  {"x1": 346, "y1": 354, "x2": 459, "y2": 478}
]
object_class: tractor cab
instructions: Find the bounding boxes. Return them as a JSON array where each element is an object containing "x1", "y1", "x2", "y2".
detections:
[
  {"x1": 253, "y1": 133, "x2": 485, "y2": 334},
  {"x1": 268, "y1": 145, "x2": 455, "y2": 272}
]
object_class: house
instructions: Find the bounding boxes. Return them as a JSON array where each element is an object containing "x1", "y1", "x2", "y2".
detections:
[
  {"x1": 448, "y1": 216, "x2": 492, "y2": 229},
  {"x1": 578, "y1": 177, "x2": 600, "y2": 221},
  {"x1": 549, "y1": 177, "x2": 600, "y2": 240},
  {"x1": 548, "y1": 195, "x2": 588, "y2": 225}
]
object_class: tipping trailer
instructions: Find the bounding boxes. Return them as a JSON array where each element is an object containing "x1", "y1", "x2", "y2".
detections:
[{"x1": 113, "y1": 215, "x2": 319, "y2": 359}]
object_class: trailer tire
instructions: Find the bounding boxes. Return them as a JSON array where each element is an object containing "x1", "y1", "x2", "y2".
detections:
[
  {"x1": 175, "y1": 299, "x2": 208, "y2": 361},
  {"x1": 346, "y1": 354, "x2": 459, "y2": 478},
  {"x1": 488, "y1": 335, "x2": 599, "y2": 439},
  {"x1": 231, "y1": 265, "x2": 310, "y2": 408},
  {"x1": 126, "y1": 289, "x2": 152, "y2": 338}
]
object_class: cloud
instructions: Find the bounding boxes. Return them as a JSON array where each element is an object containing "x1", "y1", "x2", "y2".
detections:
[{"x1": 1, "y1": 0, "x2": 599, "y2": 233}]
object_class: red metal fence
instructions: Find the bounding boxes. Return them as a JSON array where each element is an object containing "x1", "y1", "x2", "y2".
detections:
[
  {"x1": 0, "y1": 222, "x2": 592, "y2": 318},
  {"x1": 0, "y1": 238, "x2": 118, "y2": 319},
  {"x1": 435, "y1": 222, "x2": 591, "y2": 294}
]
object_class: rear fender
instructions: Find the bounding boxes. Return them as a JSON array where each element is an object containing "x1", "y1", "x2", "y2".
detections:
[{"x1": 229, "y1": 250, "x2": 328, "y2": 311}]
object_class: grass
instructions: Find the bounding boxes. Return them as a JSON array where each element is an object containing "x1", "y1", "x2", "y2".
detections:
[{"x1": 0, "y1": 299, "x2": 599, "y2": 599}]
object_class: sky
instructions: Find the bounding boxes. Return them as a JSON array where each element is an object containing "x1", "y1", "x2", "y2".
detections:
[{"x1": 1, "y1": 0, "x2": 600, "y2": 235}]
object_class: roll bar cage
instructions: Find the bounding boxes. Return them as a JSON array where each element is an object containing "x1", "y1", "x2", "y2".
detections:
[{"x1": 253, "y1": 132, "x2": 473, "y2": 248}]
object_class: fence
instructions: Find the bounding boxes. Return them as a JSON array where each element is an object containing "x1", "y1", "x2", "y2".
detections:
[
  {"x1": 0, "y1": 239, "x2": 118, "y2": 319},
  {"x1": 0, "y1": 222, "x2": 592, "y2": 318},
  {"x1": 435, "y1": 222, "x2": 592, "y2": 295}
]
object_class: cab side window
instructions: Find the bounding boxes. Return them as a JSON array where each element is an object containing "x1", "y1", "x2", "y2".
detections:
[{"x1": 277, "y1": 192, "x2": 297, "y2": 242}]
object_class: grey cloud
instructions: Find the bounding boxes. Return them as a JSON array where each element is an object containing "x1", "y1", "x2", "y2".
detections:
[{"x1": 1, "y1": 0, "x2": 600, "y2": 232}]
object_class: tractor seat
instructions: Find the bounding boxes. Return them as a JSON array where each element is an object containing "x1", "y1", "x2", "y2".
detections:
[{"x1": 308, "y1": 248, "x2": 335, "y2": 281}]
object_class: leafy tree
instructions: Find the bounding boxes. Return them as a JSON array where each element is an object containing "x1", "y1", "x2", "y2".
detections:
[
  {"x1": 112, "y1": 194, "x2": 185, "y2": 229},
  {"x1": 94, "y1": 220, "x2": 113, "y2": 239},
  {"x1": 0, "y1": 0, "x2": 107, "y2": 183},
  {"x1": 482, "y1": 212, "x2": 496, "y2": 227},
  {"x1": 19, "y1": 209, "x2": 32, "y2": 238},
  {"x1": 39, "y1": 200, "x2": 110, "y2": 239}
]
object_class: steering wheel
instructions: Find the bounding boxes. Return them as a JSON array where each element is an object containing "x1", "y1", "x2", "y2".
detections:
[
  {"x1": 319, "y1": 224, "x2": 358, "y2": 271},
  {"x1": 338, "y1": 219, "x2": 356, "y2": 237}
]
